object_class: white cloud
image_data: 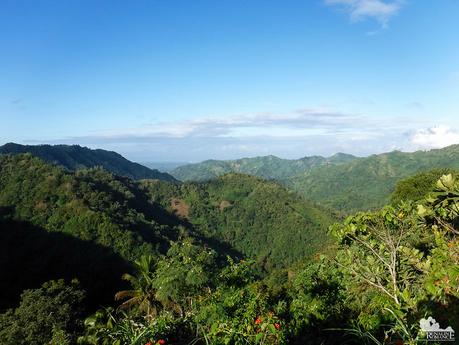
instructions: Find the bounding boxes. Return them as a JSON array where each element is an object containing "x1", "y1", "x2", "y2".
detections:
[
  {"x1": 410, "y1": 125, "x2": 459, "y2": 149},
  {"x1": 324, "y1": 0, "x2": 403, "y2": 26},
  {"x1": 24, "y1": 107, "x2": 459, "y2": 161},
  {"x1": 24, "y1": 108, "x2": 415, "y2": 161},
  {"x1": 83, "y1": 108, "x2": 364, "y2": 140}
]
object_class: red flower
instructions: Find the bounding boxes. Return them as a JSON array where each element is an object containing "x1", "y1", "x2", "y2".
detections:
[
  {"x1": 255, "y1": 317, "x2": 262, "y2": 325},
  {"x1": 158, "y1": 340, "x2": 166, "y2": 345},
  {"x1": 146, "y1": 343, "x2": 152, "y2": 345},
  {"x1": 395, "y1": 340, "x2": 403, "y2": 345},
  {"x1": 274, "y1": 323, "x2": 281, "y2": 330}
]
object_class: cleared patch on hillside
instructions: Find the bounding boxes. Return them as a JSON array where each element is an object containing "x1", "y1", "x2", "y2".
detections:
[
  {"x1": 219, "y1": 200, "x2": 232, "y2": 211},
  {"x1": 171, "y1": 198, "x2": 189, "y2": 219}
]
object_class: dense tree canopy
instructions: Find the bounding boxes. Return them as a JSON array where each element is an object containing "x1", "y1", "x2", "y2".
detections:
[
  {"x1": 0, "y1": 279, "x2": 86, "y2": 345},
  {"x1": 142, "y1": 173, "x2": 336, "y2": 270},
  {"x1": 1, "y1": 152, "x2": 458, "y2": 344}
]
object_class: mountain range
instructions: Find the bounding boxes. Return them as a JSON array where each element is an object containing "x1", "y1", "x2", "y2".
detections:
[
  {"x1": 3, "y1": 142, "x2": 459, "y2": 214},
  {"x1": 289, "y1": 145, "x2": 459, "y2": 212},
  {"x1": 171, "y1": 152, "x2": 357, "y2": 181},
  {"x1": 170, "y1": 145, "x2": 459, "y2": 213}
]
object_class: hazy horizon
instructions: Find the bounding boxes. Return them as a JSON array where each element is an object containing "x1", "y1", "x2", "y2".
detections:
[{"x1": 3, "y1": 140, "x2": 458, "y2": 166}]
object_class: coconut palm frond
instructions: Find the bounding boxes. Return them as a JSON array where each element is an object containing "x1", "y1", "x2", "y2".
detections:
[
  {"x1": 114, "y1": 289, "x2": 138, "y2": 301},
  {"x1": 118, "y1": 296, "x2": 144, "y2": 310}
]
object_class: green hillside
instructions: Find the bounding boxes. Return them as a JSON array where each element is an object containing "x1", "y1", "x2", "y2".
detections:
[
  {"x1": 142, "y1": 173, "x2": 336, "y2": 270},
  {"x1": 0, "y1": 154, "x2": 185, "y2": 309},
  {"x1": 171, "y1": 153, "x2": 356, "y2": 181},
  {"x1": 0, "y1": 154, "x2": 334, "y2": 307},
  {"x1": 1, "y1": 153, "x2": 458, "y2": 345},
  {"x1": 0, "y1": 143, "x2": 176, "y2": 181},
  {"x1": 289, "y1": 145, "x2": 459, "y2": 213}
]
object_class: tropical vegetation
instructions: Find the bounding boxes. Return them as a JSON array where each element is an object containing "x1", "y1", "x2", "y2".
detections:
[{"x1": 0, "y1": 149, "x2": 458, "y2": 344}]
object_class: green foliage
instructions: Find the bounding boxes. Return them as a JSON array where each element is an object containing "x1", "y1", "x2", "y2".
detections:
[
  {"x1": 288, "y1": 259, "x2": 347, "y2": 336},
  {"x1": 106, "y1": 239, "x2": 218, "y2": 345},
  {"x1": 152, "y1": 240, "x2": 217, "y2": 311},
  {"x1": 390, "y1": 168, "x2": 459, "y2": 204},
  {"x1": 330, "y1": 205, "x2": 427, "y2": 336},
  {"x1": 0, "y1": 142, "x2": 177, "y2": 181},
  {"x1": 0, "y1": 154, "x2": 333, "y2": 275},
  {"x1": 143, "y1": 173, "x2": 336, "y2": 270},
  {"x1": 115, "y1": 255, "x2": 159, "y2": 320},
  {"x1": 417, "y1": 174, "x2": 459, "y2": 303},
  {"x1": 0, "y1": 279, "x2": 85, "y2": 345},
  {"x1": 115, "y1": 240, "x2": 218, "y2": 320},
  {"x1": 418, "y1": 173, "x2": 459, "y2": 228},
  {"x1": 329, "y1": 175, "x2": 459, "y2": 342},
  {"x1": 82, "y1": 257, "x2": 289, "y2": 344},
  {"x1": 194, "y1": 286, "x2": 286, "y2": 345},
  {"x1": 78, "y1": 307, "x2": 184, "y2": 345},
  {"x1": 3, "y1": 151, "x2": 459, "y2": 344},
  {"x1": 0, "y1": 154, "x2": 334, "y2": 315},
  {"x1": 46, "y1": 171, "x2": 459, "y2": 344}
]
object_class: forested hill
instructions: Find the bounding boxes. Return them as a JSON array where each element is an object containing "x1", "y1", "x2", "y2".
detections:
[
  {"x1": 0, "y1": 143, "x2": 176, "y2": 181},
  {"x1": 171, "y1": 152, "x2": 357, "y2": 181},
  {"x1": 290, "y1": 144, "x2": 459, "y2": 213},
  {"x1": 0, "y1": 153, "x2": 186, "y2": 308},
  {"x1": 1, "y1": 154, "x2": 458, "y2": 344},
  {"x1": 142, "y1": 174, "x2": 336, "y2": 270},
  {"x1": 0, "y1": 154, "x2": 335, "y2": 307}
]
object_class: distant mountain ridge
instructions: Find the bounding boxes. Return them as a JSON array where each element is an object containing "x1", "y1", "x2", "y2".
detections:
[
  {"x1": 0, "y1": 143, "x2": 177, "y2": 182},
  {"x1": 171, "y1": 152, "x2": 357, "y2": 181},
  {"x1": 170, "y1": 145, "x2": 459, "y2": 214},
  {"x1": 289, "y1": 145, "x2": 459, "y2": 213},
  {"x1": 6, "y1": 142, "x2": 459, "y2": 214}
]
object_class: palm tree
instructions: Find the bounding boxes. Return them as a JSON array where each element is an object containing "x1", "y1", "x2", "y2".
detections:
[{"x1": 114, "y1": 255, "x2": 161, "y2": 320}]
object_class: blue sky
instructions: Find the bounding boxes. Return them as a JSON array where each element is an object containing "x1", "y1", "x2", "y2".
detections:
[{"x1": 1, "y1": 0, "x2": 459, "y2": 162}]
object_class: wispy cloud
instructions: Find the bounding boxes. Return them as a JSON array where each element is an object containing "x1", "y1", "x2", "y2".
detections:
[
  {"x1": 324, "y1": 0, "x2": 404, "y2": 26},
  {"x1": 406, "y1": 101, "x2": 423, "y2": 110},
  {"x1": 74, "y1": 108, "x2": 365, "y2": 140},
  {"x1": 24, "y1": 108, "x2": 444, "y2": 161},
  {"x1": 10, "y1": 97, "x2": 26, "y2": 110},
  {"x1": 409, "y1": 125, "x2": 459, "y2": 149}
]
